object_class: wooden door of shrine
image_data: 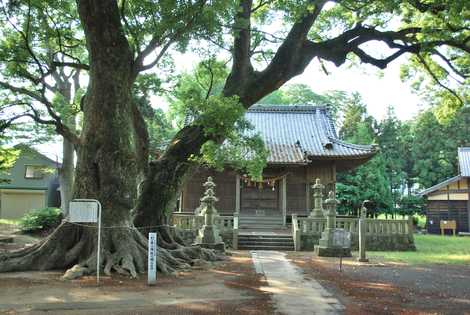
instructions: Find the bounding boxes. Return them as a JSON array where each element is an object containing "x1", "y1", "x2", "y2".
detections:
[{"x1": 240, "y1": 182, "x2": 280, "y2": 215}]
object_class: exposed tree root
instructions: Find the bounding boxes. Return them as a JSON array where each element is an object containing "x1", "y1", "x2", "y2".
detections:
[{"x1": 0, "y1": 222, "x2": 223, "y2": 280}]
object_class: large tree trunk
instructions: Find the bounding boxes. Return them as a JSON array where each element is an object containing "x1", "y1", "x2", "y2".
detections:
[
  {"x1": 55, "y1": 73, "x2": 76, "y2": 217},
  {"x1": 134, "y1": 126, "x2": 207, "y2": 228},
  {"x1": 59, "y1": 136, "x2": 74, "y2": 216},
  {"x1": 0, "y1": 0, "x2": 220, "y2": 278}
]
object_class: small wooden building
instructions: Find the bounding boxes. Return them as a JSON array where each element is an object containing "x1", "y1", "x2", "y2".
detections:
[
  {"x1": 179, "y1": 105, "x2": 376, "y2": 227},
  {"x1": 420, "y1": 147, "x2": 470, "y2": 234}
]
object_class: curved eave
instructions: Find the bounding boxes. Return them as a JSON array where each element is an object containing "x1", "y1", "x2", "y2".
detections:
[{"x1": 307, "y1": 149, "x2": 377, "y2": 172}]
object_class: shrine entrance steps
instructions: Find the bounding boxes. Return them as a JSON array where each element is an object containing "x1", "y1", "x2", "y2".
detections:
[
  {"x1": 238, "y1": 214, "x2": 284, "y2": 229},
  {"x1": 237, "y1": 230, "x2": 294, "y2": 251}
]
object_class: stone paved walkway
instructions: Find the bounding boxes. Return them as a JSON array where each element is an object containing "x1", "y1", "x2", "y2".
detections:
[{"x1": 251, "y1": 251, "x2": 344, "y2": 315}]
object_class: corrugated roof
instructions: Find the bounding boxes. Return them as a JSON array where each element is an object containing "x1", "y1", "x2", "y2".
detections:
[
  {"x1": 244, "y1": 105, "x2": 376, "y2": 164},
  {"x1": 458, "y1": 147, "x2": 470, "y2": 177}
]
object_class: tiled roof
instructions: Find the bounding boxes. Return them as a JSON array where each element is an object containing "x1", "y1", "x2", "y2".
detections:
[
  {"x1": 458, "y1": 147, "x2": 470, "y2": 177},
  {"x1": 244, "y1": 105, "x2": 376, "y2": 164}
]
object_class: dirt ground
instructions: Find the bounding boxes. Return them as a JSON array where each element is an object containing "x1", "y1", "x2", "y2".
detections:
[
  {"x1": 289, "y1": 252, "x2": 470, "y2": 315},
  {"x1": 0, "y1": 223, "x2": 40, "y2": 253},
  {"x1": 0, "y1": 251, "x2": 274, "y2": 315}
]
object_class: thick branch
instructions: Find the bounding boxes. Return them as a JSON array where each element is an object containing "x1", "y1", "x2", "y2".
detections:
[
  {"x1": 229, "y1": 0, "x2": 254, "y2": 84},
  {"x1": 133, "y1": 0, "x2": 207, "y2": 74},
  {"x1": 0, "y1": 81, "x2": 80, "y2": 145},
  {"x1": 231, "y1": 0, "x2": 326, "y2": 105},
  {"x1": 0, "y1": 113, "x2": 29, "y2": 133},
  {"x1": 52, "y1": 61, "x2": 90, "y2": 71}
]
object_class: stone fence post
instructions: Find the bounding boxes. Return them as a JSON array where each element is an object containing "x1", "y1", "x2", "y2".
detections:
[{"x1": 358, "y1": 200, "x2": 369, "y2": 262}]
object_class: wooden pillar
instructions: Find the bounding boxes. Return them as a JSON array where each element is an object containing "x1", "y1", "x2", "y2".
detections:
[
  {"x1": 282, "y1": 175, "x2": 287, "y2": 226},
  {"x1": 178, "y1": 192, "x2": 183, "y2": 212},
  {"x1": 305, "y1": 181, "x2": 310, "y2": 211},
  {"x1": 447, "y1": 185, "x2": 450, "y2": 221},
  {"x1": 235, "y1": 174, "x2": 240, "y2": 214},
  {"x1": 467, "y1": 178, "x2": 470, "y2": 232}
]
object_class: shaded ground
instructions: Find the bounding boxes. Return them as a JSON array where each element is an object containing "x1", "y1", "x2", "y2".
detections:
[
  {"x1": 289, "y1": 252, "x2": 470, "y2": 315},
  {"x1": 0, "y1": 223, "x2": 40, "y2": 253},
  {"x1": 0, "y1": 251, "x2": 274, "y2": 315}
]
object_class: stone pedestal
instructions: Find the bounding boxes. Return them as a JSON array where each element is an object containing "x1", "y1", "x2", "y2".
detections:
[
  {"x1": 315, "y1": 191, "x2": 352, "y2": 257},
  {"x1": 194, "y1": 177, "x2": 225, "y2": 251},
  {"x1": 309, "y1": 178, "x2": 325, "y2": 218},
  {"x1": 194, "y1": 226, "x2": 225, "y2": 251}
]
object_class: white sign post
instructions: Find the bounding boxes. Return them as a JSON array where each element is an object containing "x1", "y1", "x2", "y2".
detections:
[
  {"x1": 332, "y1": 229, "x2": 351, "y2": 272},
  {"x1": 148, "y1": 232, "x2": 157, "y2": 285},
  {"x1": 68, "y1": 199, "x2": 102, "y2": 285}
]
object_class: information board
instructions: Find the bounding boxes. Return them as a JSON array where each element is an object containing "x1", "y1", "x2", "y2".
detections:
[
  {"x1": 69, "y1": 201, "x2": 99, "y2": 223},
  {"x1": 332, "y1": 229, "x2": 351, "y2": 248}
]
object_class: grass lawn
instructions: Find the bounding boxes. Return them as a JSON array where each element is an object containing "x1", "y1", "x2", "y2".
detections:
[
  {"x1": 367, "y1": 234, "x2": 470, "y2": 265},
  {"x1": 0, "y1": 219, "x2": 19, "y2": 226}
]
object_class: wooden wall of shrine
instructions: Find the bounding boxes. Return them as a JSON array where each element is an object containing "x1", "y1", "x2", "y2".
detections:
[{"x1": 179, "y1": 161, "x2": 336, "y2": 216}]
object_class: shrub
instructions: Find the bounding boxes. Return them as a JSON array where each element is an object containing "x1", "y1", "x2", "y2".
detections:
[{"x1": 19, "y1": 207, "x2": 62, "y2": 233}]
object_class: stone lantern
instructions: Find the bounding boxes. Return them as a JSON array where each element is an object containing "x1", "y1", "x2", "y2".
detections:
[
  {"x1": 315, "y1": 191, "x2": 352, "y2": 257},
  {"x1": 309, "y1": 178, "x2": 325, "y2": 218},
  {"x1": 194, "y1": 177, "x2": 225, "y2": 251}
]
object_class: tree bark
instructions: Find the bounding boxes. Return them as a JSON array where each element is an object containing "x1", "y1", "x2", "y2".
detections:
[
  {"x1": 0, "y1": 0, "x2": 221, "y2": 278},
  {"x1": 54, "y1": 72, "x2": 76, "y2": 217},
  {"x1": 59, "y1": 135, "x2": 75, "y2": 217},
  {"x1": 133, "y1": 125, "x2": 207, "y2": 228}
]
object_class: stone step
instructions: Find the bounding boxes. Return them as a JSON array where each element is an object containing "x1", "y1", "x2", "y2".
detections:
[
  {"x1": 239, "y1": 241, "x2": 294, "y2": 247},
  {"x1": 239, "y1": 236, "x2": 294, "y2": 241},
  {"x1": 239, "y1": 225, "x2": 285, "y2": 229},
  {"x1": 239, "y1": 219, "x2": 284, "y2": 224},
  {"x1": 238, "y1": 244, "x2": 294, "y2": 250},
  {"x1": 239, "y1": 216, "x2": 283, "y2": 218},
  {"x1": 237, "y1": 233, "x2": 295, "y2": 251},
  {"x1": 239, "y1": 215, "x2": 282, "y2": 220},
  {"x1": 239, "y1": 236, "x2": 293, "y2": 240}
]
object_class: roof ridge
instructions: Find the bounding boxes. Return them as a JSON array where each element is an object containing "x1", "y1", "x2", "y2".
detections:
[{"x1": 248, "y1": 104, "x2": 329, "y2": 112}]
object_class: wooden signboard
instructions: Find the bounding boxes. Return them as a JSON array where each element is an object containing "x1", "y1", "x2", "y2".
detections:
[{"x1": 440, "y1": 220, "x2": 457, "y2": 236}]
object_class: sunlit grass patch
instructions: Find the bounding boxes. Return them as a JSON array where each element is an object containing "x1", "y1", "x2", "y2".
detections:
[
  {"x1": 366, "y1": 234, "x2": 470, "y2": 265},
  {"x1": 0, "y1": 219, "x2": 19, "y2": 226}
]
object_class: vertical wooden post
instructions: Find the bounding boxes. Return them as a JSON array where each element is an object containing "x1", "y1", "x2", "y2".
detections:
[
  {"x1": 235, "y1": 174, "x2": 240, "y2": 215},
  {"x1": 447, "y1": 184, "x2": 450, "y2": 223},
  {"x1": 282, "y1": 175, "x2": 287, "y2": 226},
  {"x1": 467, "y1": 178, "x2": 470, "y2": 233},
  {"x1": 178, "y1": 192, "x2": 183, "y2": 212},
  {"x1": 305, "y1": 181, "x2": 310, "y2": 212}
]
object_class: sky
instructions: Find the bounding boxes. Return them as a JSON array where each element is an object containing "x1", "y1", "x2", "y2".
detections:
[
  {"x1": 34, "y1": 32, "x2": 428, "y2": 161},
  {"x1": 36, "y1": 51, "x2": 425, "y2": 161},
  {"x1": 164, "y1": 49, "x2": 424, "y2": 122}
]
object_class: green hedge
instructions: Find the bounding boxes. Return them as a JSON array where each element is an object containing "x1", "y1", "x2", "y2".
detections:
[{"x1": 19, "y1": 207, "x2": 62, "y2": 232}]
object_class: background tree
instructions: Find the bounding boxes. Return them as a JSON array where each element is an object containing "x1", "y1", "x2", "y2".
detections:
[{"x1": 337, "y1": 101, "x2": 393, "y2": 216}]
